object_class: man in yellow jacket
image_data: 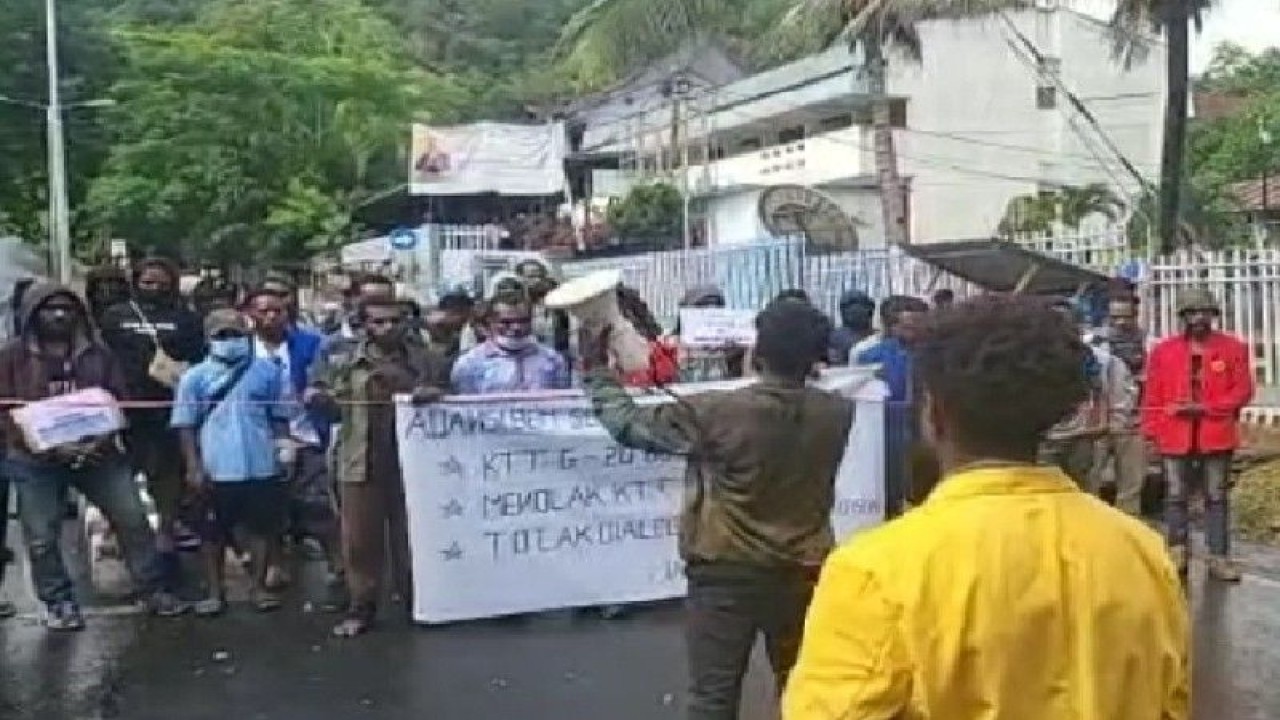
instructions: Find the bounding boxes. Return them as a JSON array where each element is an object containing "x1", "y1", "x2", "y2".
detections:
[{"x1": 784, "y1": 295, "x2": 1189, "y2": 720}]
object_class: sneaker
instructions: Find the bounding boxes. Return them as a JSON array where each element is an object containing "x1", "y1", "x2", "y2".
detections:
[
  {"x1": 0, "y1": 600, "x2": 16, "y2": 619},
  {"x1": 143, "y1": 591, "x2": 189, "y2": 617},
  {"x1": 1208, "y1": 556, "x2": 1243, "y2": 583},
  {"x1": 45, "y1": 601, "x2": 86, "y2": 631},
  {"x1": 193, "y1": 596, "x2": 227, "y2": 618}
]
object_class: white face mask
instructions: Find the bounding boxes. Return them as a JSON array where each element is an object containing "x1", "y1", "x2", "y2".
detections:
[
  {"x1": 493, "y1": 334, "x2": 534, "y2": 353},
  {"x1": 209, "y1": 337, "x2": 251, "y2": 364}
]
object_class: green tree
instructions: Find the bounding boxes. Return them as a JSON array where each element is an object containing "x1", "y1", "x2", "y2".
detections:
[
  {"x1": 1110, "y1": 0, "x2": 1217, "y2": 253},
  {"x1": 606, "y1": 182, "x2": 683, "y2": 246},
  {"x1": 997, "y1": 184, "x2": 1126, "y2": 236},
  {"x1": 87, "y1": 0, "x2": 469, "y2": 264}
]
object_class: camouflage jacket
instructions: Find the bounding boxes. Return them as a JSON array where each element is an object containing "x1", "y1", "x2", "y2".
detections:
[{"x1": 584, "y1": 369, "x2": 854, "y2": 568}]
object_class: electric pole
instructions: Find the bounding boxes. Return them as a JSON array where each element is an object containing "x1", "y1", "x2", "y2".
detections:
[{"x1": 45, "y1": 0, "x2": 72, "y2": 283}]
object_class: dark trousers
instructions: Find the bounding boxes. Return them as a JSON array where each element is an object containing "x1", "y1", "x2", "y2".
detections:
[
  {"x1": 685, "y1": 563, "x2": 818, "y2": 720},
  {"x1": 1164, "y1": 453, "x2": 1232, "y2": 556},
  {"x1": 885, "y1": 402, "x2": 914, "y2": 516},
  {"x1": 0, "y1": 470, "x2": 10, "y2": 584},
  {"x1": 5, "y1": 455, "x2": 163, "y2": 605}
]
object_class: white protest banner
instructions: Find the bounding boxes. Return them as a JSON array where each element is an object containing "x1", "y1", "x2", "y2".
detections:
[
  {"x1": 677, "y1": 308, "x2": 758, "y2": 348},
  {"x1": 409, "y1": 122, "x2": 567, "y2": 196},
  {"x1": 397, "y1": 368, "x2": 886, "y2": 624}
]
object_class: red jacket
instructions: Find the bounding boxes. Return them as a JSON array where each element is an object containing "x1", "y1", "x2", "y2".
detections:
[{"x1": 1141, "y1": 332, "x2": 1254, "y2": 456}]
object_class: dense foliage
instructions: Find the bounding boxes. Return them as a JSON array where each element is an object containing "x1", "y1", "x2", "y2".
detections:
[
  {"x1": 1, "y1": 0, "x2": 1274, "y2": 263},
  {"x1": 605, "y1": 182, "x2": 684, "y2": 246}
]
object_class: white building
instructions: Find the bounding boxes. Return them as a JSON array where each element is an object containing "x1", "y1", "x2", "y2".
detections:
[{"x1": 573, "y1": 6, "x2": 1165, "y2": 247}]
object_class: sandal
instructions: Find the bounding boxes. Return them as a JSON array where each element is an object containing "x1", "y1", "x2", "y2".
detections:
[
  {"x1": 332, "y1": 603, "x2": 376, "y2": 638},
  {"x1": 251, "y1": 589, "x2": 282, "y2": 613},
  {"x1": 193, "y1": 596, "x2": 227, "y2": 617}
]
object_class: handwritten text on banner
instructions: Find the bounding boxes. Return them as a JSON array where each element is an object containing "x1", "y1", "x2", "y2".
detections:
[{"x1": 397, "y1": 369, "x2": 886, "y2": 624}]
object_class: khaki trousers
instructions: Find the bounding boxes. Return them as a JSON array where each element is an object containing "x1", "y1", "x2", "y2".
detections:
[
  {"x1": 1090, "y1": 431, "x2": 1147, "y2": 516},
  {"x1": 340, "y1": 473, "x2": 411, "y2": 611}
]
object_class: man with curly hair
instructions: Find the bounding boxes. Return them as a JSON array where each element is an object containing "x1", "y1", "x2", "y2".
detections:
[{"x1": 785, "y1": 295, "x2": 1189, "y2": 720}]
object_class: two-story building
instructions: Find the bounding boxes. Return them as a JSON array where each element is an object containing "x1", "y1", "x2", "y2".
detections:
[{"x1": 571, "y1": 4, "x2": 1165, "y2": 248}]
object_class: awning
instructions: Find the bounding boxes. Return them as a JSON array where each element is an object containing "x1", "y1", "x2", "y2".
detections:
[{"x1": 899, "y1": 239, "x2": 1108, "y2": 295}]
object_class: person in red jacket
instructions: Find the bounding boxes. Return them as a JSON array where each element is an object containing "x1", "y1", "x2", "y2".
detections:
[{"x1": 1142, "y1": 287, "x2": 1254, "y2": 581}]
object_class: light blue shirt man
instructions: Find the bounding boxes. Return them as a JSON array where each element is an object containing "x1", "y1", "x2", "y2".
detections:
[
  {"x1": 171, "y1": 355, "x2": 291, "y2": 482},
  {"x1": 451, "y1": 340, "x2": 570, "y2": 395}
]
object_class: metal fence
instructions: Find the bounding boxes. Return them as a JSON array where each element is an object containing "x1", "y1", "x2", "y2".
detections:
[{"x1": 429, "y1": 227, "x2": 1280, "y2": 398}]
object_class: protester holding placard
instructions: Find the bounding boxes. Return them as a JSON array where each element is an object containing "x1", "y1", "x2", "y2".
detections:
[
  {"x1": 308, "y1": 296, "x2": 451, "y2": 638},
  {"x1": 584, "y1": 299, "x2": 852, "y2": 720},
  {"x1": 666, "y1": 286, "x2": 745, "y2": 383},
  {"x1": 826, "y1": 290, "x2": 875, "y2": 366},
  {"x1": 855, "y1": 295, "x2": 929, "y2": 517},
  {"x1": 784, "y1": 295, "x2": 1188, "y2": 720},
  {"x1": 0, "y1": 284, "x2": 186, "y2": 630}
]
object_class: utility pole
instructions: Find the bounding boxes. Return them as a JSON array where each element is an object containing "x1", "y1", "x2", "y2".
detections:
[
  {"x1": 668, "y1": 73, "x2": 693, "y2": 250},
  {"x1": 45, "y1": 0, "x2": 72, "y2": 283}
]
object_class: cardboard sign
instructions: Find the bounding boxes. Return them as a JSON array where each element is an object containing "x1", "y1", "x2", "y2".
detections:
[
  {"x1": 678, "y1": 308, "x2": 757, "y2": 348},
  {"x1": 10, "y1": 388, "x2": 125, "y2": 453}
]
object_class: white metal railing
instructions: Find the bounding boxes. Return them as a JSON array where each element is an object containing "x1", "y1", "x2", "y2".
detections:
[
  {"x1": 686, "y1": 126, "x2": 871, "y2": 194},
  {"x1": 430, "y1": 231, "x2": 1280, "y2": 401}
]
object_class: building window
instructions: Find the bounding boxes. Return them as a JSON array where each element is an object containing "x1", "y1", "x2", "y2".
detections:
[
  {"x1": 779, "y1": 125, "x2": 806, "y2": 144},
  {"x1": 820, "y1": 114, "x2": 853, "y2": 132},
  {"x1": 1036, "y1": 85, "x2": 1057, "y2": 110},
  {"x1": 889, "y1": 99, "x2": 908, "y2": 128},
  {"x1": 1036, "y1": 57, "x2": 1060, "y2": 111}
]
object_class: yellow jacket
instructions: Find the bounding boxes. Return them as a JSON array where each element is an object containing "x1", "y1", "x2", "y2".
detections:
[{"x1": 783, "y1": 465, "x2": 1189, "y2": 720}]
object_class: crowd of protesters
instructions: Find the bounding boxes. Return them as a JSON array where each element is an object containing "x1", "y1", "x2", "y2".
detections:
[{"x1": 0, "y1": 258, "x2": 1253, "y2": 719}]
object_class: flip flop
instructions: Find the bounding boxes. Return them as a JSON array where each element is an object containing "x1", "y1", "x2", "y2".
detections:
[{"x1": 251, "y1": 590, "x2": 282, "y2": 613}]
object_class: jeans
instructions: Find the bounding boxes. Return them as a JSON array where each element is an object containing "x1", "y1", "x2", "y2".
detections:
[
  {"x1": 5, "y1": 455, "x2": 163, "y2": 605},
  {"x1": 684, "y1": 563, "x2": 818, "y2": 720},
  {"x1": 1164, "y1": 453, "x2": 1232, "y2": 557}
]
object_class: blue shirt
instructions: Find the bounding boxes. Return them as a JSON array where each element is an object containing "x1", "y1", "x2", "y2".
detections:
[
  {"x1": 171, "y1": 358, "x2": 290, "y2": 482},
  {"x1": 856, "y1": 336, "x2": 913, "y2": 403},
  {"x1": 450, "y1": 340, "x2": 570, "y2": 395}
]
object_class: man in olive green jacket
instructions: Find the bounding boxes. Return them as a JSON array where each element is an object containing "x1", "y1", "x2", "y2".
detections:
[{"x1": 583, "y1": 299, "x2": 854, "y2": 720}]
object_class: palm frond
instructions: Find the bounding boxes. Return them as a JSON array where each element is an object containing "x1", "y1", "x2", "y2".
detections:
[
  {"x1": 1108, "y1": 0, "x2": 1215, "y2": 66},
  {"x1": 785, "y1": 0, "x2": 1023, "y2": 55}
]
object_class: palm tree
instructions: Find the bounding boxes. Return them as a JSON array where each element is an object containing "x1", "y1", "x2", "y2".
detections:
[
  {"x1": 558, "y1": 0, "x2": 1018, "y2": 247},
  {"x1": 997, "y1": 183, "x2": 1126, "y2": 236},
  {"x1": 1109, "y1": 0, "x2": 1214, "y2": 253}
]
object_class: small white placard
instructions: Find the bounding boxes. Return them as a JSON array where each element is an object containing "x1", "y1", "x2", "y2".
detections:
[
  {"x1": 678, "y1": 308, "x2": 757, "y2": 348},
  {"x1": 10, "y1": 388, "x2": 125, "y2": 453}
]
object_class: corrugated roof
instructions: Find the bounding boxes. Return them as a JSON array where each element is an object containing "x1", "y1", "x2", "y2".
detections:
[{"x1": 899, "y1": 239, "x2": 1107, "y2": 294}]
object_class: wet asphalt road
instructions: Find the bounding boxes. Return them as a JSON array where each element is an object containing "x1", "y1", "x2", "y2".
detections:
[{"x1": 3, "y1": 531, "x2": 1280, "y2": 720}]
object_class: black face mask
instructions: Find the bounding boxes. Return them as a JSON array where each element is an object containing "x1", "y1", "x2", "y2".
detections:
[
  {"x1": 135, "y1": 288, "x2": 169, "y2": 305},
  {"x1": 840, "y1": 306, "x2": 874, "y2": 331}
]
